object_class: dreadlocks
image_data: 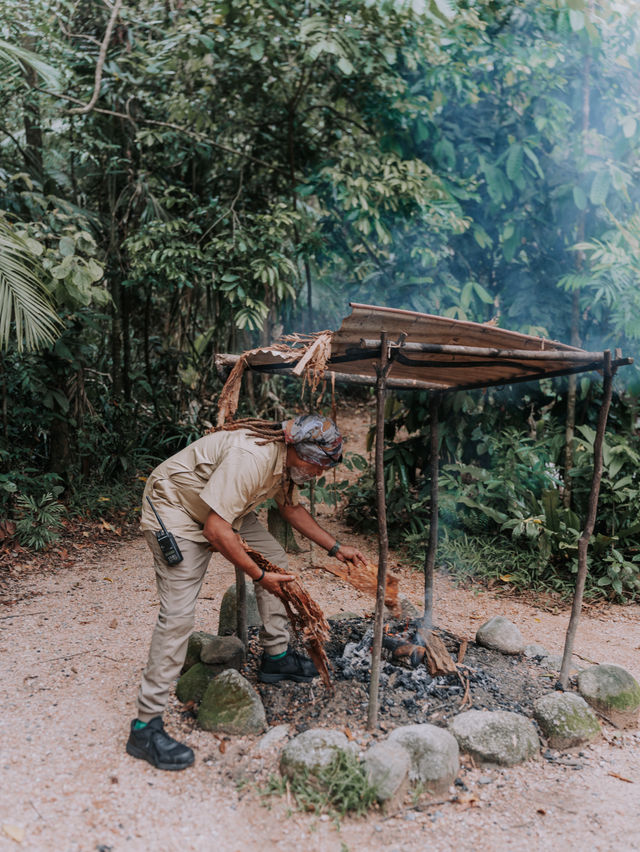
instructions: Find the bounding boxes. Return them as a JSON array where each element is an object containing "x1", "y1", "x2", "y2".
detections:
[
  {"x1": 207, "y1": 419, "x2": 293, "y2": 501},
  {"x1": 206, "y1": 418, "x2": 285, "y2": 444}
]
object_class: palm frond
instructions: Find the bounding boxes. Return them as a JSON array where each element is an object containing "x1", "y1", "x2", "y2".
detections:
[
  {"x1": 0, "y1": 38, "x2": 62, "y2": 91},
  {"x1": 0, "y1": 221, "x2": 61, "y2": 351}
]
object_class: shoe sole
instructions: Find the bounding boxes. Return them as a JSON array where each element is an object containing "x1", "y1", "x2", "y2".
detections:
[
  {"x1": 258, "y1": 672, "x2": 316, "y2": 684},
  {"x1": 126, "y1": 740, "x2": 194, "y2": 771}
]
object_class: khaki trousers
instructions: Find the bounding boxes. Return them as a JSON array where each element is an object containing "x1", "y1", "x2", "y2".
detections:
[{"x1": 136, "y1": 512, "x2": 290, "y2": 721}]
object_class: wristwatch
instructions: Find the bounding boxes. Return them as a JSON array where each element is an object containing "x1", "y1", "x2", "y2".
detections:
[{"x1": 327, "y1": 541, "x2": 341, "y2": 558}]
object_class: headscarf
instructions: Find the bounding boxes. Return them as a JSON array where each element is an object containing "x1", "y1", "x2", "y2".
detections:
[{"x1": 282, "y1": 414, "x2": 343, "y2": 468}]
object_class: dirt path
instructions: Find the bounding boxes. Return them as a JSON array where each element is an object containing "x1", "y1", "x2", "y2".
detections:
[
  {"x1": 2, "y1": 530, "x2": 639, "y2": 852},
  {"x1": 1, "y1": 405, "x2": 639, "y2": 851}
]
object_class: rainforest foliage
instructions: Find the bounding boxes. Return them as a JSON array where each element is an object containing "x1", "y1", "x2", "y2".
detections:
[{"x1": 2, "y1": 0, "x2": 640, "y2": 597}]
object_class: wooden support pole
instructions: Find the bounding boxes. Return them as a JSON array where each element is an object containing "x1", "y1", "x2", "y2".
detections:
[
  {"x1": 367, "y1": 333, "x2": 390, "y2": 730},
  {"x1": 423, "y1": 393, "x2": 440, "y2": 629},
  {"x1": 558, "y1": 351, "x2": 615, "y2": 688},
  {"x1": 235, "y1": 566, "x2": 248, "y2": 650}
]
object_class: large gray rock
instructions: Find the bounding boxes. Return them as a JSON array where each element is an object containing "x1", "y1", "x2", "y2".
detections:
[
  {"x1": 578, "y1": 664, "x2": 640, "y2": 729},
  {"x1": 533, "y1": 692, "x2": 601, "y2": 749},
  {"x1": 280, "y1": 728, "x2": 356, "y2": 780},
  {"x1": 197, "y1": 669, "x2": 266, "y2": 735},
  {"x1": 524, "y1": 643, "x2": 549, "y2": 659},
  {"x1": 182, "y1": 630, "x2": 215, "y2": 673},
  {"x1": 449, "y1": 710, "x2": 539, "y2": 766},
  {"x1": 476, "y1": 616, "x2": 524, "y2": 655},
  {"x1": 218, "y1": 581, "x2": 261, "y2": 636},
  {"x1": 363, "y1": 740, "x2": 410, "y2": 808},
  {"x1": 387, "y1": 724, "x2": 459, "y2": 794},
  {"x1": 200, "y1": 635, "x2": 245, "y2": 668}
]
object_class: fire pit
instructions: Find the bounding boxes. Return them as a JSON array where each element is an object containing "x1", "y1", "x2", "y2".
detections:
[{"x1": 241, "y1": 616, "x2": 557, "y2": 733}]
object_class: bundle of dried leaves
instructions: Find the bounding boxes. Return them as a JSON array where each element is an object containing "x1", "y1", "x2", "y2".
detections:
[{"x1": 244, "y1": 545, "x2": 332, "y2": 689}]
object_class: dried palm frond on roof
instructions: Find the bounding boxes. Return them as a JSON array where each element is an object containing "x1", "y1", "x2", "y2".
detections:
[
  {"x1": 243, "y1": 543, "x2": 332, "y2": 689},
  {"x1": 216, "y1": 332, "x2": 332, "y2": 425}
]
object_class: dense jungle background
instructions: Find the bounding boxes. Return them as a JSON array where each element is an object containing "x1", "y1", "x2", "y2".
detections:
[{"x1": 3, "y1": 0, "x2": 640, "y2": 601}]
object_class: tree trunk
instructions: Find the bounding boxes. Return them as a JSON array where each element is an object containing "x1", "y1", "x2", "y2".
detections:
[
  {"x1": 22, "y1": 38, "x2": 43, "y2": 181},
  {"x1": 0, "y1": 354, "x2": 8, "y2": 441},
  {"x1": 121, "y1": 282, "x2": 131, "y2": 402},
  {"x1": 367, "y1": 333, "x2": 390, "y2": 730},
  {"x1": 559, "y1": 353, "x2": 614, "y2": 688},
  {"x1": 267, "y1": 506, "x2": 302, "y2": 553},
  {"x1": 563, "y1": 292, "x2": 581, "y2": 508},
  {"x1": 110, "y1": 278, "x2": 123, "y2": 399},
  {"x1": 423, "y1": 393, "x2": 440, "y2": 628}
]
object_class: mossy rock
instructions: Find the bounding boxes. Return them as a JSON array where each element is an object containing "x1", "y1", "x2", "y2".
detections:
[
  {"x1": 176, "y1": 662, "x2": 219, "y2": 704},
  {"x1": 197, "y1": 669, "x2": 266, "y2": 735},
  {"x1": 533, "y1": 692, "x2": 601, "y2": 749},
  {"x1": 199, "y1": 635, "x2": 245, "y2": 668},
  {"x1": 449, "y1": 710, "x2": 539, "y2": 766},
  {"x1": 578, "y1": 664, "x2": 640, "y2": 729},
  {"x1": 280, "y1": 728, "x2": 356, "y2": 781},
  {"x1": 218, "y1": 582, "x2": 261, "y2": 636}
]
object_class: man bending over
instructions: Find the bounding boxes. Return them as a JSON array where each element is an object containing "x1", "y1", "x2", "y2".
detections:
[{"x1": 127, "y1": 414, "x2": 365, "y2": 770}]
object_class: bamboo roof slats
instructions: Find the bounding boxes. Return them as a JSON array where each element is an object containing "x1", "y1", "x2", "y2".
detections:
[
  {"x1": 327, "y1": 304, "x2": 632, "y2": 390},
  {"x1": 215, "y1": 303, "x2": 632, "y2": 395}
]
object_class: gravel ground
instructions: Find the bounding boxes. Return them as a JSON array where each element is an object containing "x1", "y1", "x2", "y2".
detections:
[{"x1": 2, "y1": 403, "x2": 639, "y2": 851}]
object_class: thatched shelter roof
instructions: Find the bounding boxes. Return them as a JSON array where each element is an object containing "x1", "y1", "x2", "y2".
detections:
[{"x1": 216, "y1": 303, "x2": 630, "y2": 405}]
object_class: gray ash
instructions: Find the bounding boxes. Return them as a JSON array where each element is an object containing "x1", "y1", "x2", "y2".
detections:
[{"x1": 241, "y1": 616, "x2": 555, "y2": 732}]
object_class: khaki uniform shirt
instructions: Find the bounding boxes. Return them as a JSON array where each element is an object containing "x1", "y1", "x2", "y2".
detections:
[{"x1": 140, "y1": 430, "x2": 298, "y2": 543}]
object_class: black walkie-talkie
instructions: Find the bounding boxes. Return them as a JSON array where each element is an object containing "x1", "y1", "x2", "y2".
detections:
[{"x1": 146, "y1": 497, "x2": 184, "y2": 565}]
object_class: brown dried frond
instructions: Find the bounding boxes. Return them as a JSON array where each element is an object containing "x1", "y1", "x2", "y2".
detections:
[
  {"x1": 315, "y1": 559, "x2": 400, "y2": 616},
  {"x1": 244, "y1": 544, "x2": 332, "y2": 689},
  {"x1": 290, "y1": 332, "x2": 332, "y2": 396},
  {"x1": 216, "y1": 332, "x2": 334, "y2": 424}
]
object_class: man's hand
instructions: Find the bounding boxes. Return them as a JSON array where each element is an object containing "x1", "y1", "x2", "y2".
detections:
[
  {"x1": 335, "y1": 545, "x2": 366, "y2": 567},
  {"x1": 278, "y1": 502, "x2": 367, "y2": 568},
  {"x1": 258, "y1": 571, "x2": 296, "y2": 595}
]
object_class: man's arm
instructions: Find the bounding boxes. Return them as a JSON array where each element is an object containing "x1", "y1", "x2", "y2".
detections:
[
  {"x1": 202, "y1": 510, "x2": 294, "y2": 595},
  {"x1": 277, "y1": 502, "x2": 366, "y2": 566}
]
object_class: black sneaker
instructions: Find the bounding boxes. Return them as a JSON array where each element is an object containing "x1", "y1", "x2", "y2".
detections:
[
  {"x1": 126, "y1": 717, "x2": 194, "y2": 771},
  {"x1": 259, "y1": 648, "x2": 319, "y2": 683}
]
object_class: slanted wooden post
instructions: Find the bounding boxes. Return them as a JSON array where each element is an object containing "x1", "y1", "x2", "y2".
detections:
[
  {"x1": 423, "y1": 392, "x2": 440, "y2": 629},
  {"x1": 235, "y1": 566, "x2": 248, "y2": 649},
  {"x1": 559, "y1": 351, "x2": 615, "y2": 688},
  {"x1": 367, "y1": 333, "x2": 390, "y2": 729}
]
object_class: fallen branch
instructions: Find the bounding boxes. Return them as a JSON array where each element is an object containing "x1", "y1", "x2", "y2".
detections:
[
  {"x1": 244, "y1": 545, "x2": 332, "y2": 689},
  {"x1": 608, "y1": 771, "x2": 634, "y2": 783},
  {"x1": 0, "y1": 611, "x2": 46, "y2": 620}
]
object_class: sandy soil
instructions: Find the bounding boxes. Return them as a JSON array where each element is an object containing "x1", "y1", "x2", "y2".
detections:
[{"x1": 1, "y1": 405, "x2": 639, "y2": 852}]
